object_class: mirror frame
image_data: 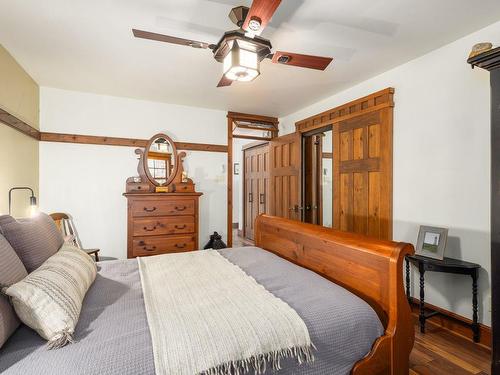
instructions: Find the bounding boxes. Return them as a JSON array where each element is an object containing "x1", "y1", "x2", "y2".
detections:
[{"x1": 143, "y1": 133, "x2": 178, "y2": 187}]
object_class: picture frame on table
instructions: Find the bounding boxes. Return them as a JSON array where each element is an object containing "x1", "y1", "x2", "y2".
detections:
[{"x1": 416, "y1": 225, "x2": 448, "y2": 260}]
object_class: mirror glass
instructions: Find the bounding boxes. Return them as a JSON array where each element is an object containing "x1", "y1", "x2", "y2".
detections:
[
  {"x1": 321, "y1": 130, "x2": 333, "y2": 228},
  {"x1": 146, "y1": 136, "x2": 176, "y2": 185},
  {"x1": 302, "y1": 127, "x2": 333, "y2": 228}
]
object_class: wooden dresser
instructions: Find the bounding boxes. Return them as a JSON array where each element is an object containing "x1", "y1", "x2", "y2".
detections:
[{"x1": 124, "y1": 193, "x2": 202, "y2": 258}]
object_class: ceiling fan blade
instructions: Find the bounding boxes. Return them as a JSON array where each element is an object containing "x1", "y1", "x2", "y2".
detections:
[
  {"x1": 217, "y1": 75, "x2": 233, "y2": 87},
  {"x1": 132, "y1": 29, "x2": 214, "y2": 49},
  {"x1": 271, "y1": 51, "x2": 333, "y2": 71},
  {"x1": 242, "y1": 0, "x2": 282, "y2": 35}
]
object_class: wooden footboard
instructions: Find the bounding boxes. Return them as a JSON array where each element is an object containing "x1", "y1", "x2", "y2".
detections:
[{"x1": 254, "y1": 215, "x2": 415, "y2": 375}]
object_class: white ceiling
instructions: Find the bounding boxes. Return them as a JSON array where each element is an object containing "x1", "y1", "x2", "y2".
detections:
[{"x1": 1, "y1": 0, "x2": 499, "y2": 117}]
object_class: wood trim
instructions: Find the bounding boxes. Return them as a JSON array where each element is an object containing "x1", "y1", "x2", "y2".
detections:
[
  {"x1": 255, "y1": 214, "x2": 415, "y2": 375},
  {"x1": 175, "y1": 142, "x2": 228, "y2": 153},
  {"x1": 232, "y1": 134, "x2": 273, "y2": 141},
  {"x1": 409, "y1": 297, "x2": 492, "y2": 349},
  {"x1": 297, "y1": 102, "x2": 393, "y2": 134},
  {"x1": 295, "y1": 88, "x2": 394, "y2": 133},
  {"x1": 340, "y1": 158, "x2": 380, "y2": 173},
  {"x1": 227, "y1": 111, "x2": 279, "y2": 125},
  {"x1": 227, "y1": 116, "x2": 233, "y2": 247},
  {"x1": 234, "y1": 123, "x2": 278, "y2": 132},
  {"x1": 39, "y1": 132, "x2": 228, "y2": 152},
  {"x1": 241, "y1": 140, "x2": 269, "y2": 151},
  {"x1": 0, "y1": 108, "x2": 40, "y2": 140}
]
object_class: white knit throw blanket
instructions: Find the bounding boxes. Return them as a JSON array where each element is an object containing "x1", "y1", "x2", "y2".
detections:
[{"x1": 137, "y1": 250, "x2": 314, "y2": 375}]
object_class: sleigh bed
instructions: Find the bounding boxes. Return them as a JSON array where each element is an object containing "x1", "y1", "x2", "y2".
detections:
[{"x1": 0, "y1": 214, "x2": 414, "y2": 375}]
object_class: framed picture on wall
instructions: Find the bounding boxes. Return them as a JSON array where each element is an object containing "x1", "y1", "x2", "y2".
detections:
[
  {"x1": 233, "y1": 163, "x2": 240, "y2": 175},
  {"x1": 416, "y1": 225, "x2": 448, "y2": 260}
]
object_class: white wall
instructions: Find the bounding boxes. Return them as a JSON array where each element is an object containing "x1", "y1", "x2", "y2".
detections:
[
  {"x1": 280, "y1": 21, "x2": 499, "y2": 325},
  {"x1": 39, "y1": 87, "x2": 227, "y2": 259},
  {"x1": 232, "y1": 138, "x2": 250, "y2": 230}
]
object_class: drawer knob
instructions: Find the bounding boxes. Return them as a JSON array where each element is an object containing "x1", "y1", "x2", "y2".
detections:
[
  {"x1": 175, "y1": 243, "x2": 186, "y2": 249},
  {"x1": 175, "y1": 224, "x2": 187, "y2": 229},
  {"x1": 144, "y1": 206, "x2": 157, "y2": 212},
  {"x1": 175, "y1": 205, "x2": 187, "y2": 211},
  {"x1": 143, "y1": 226, "x2": 157, "y2": 232},
  {"x1": 143, "y1": 246, "x2": 156, "y2": 252}
]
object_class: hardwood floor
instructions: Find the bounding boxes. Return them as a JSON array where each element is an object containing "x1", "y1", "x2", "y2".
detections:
[
  {"x1": 232, "y1": 229, "x2": 254, "y2": 247},
  {"x1": 410, "y1": 321, "x2": 491, "y2": 374},
  {"x1": 233, "y1": 230, "x2": 492, "y2": 374}
]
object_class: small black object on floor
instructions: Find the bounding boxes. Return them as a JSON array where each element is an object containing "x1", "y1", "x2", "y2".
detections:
[{"x1": 203, "y1": 232, "x2": 227, "y2": 250}]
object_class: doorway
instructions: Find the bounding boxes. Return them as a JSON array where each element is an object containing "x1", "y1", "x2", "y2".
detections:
[{"x1": 302, "y1": 125, "x2": 333, "y2": 227}]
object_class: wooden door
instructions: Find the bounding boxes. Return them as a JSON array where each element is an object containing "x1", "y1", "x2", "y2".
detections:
[
  {"x1": 333, "y1": 108, "x2": 393, "y2": 240},
  {"x1": 243, "y1": 143, "x2": 269, "y2": 240},
  {"x1": 269, "y1": 132, "x2": 302, "y2": 221},
  {"x1": 303, "y1": 134, "x2": 323, "y2": 225}
]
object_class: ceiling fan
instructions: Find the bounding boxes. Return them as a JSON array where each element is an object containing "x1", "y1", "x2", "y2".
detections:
[{"x1": 132, "y1": 0, "x2": 333, "y2": 87}]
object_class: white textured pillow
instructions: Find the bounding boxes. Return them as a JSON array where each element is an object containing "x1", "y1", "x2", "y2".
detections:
[{"x1": 3, "y1": 244, "x2": 97, "y2": 349}]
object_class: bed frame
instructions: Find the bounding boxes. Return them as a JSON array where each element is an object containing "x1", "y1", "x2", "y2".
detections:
[{"x1": 254, "y1": 215, "x2": 415, "y2": 375}]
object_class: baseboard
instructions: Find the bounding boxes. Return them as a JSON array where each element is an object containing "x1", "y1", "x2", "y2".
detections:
[
  {"x1": 409, "y1": 297, "x2": 491, "y2": 349},
  {"x1": 232, "y1": 222, "x2": 239, "y2": 229}
]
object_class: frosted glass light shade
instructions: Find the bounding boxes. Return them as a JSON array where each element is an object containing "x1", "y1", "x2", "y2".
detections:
[{"x1": 223, "y1": 43, "x2": 260, "y2": 82}]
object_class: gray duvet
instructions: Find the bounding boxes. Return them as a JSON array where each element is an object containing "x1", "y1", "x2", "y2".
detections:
[{"x1": 0, "y1": 247, "x2": 383, "y2": 375}]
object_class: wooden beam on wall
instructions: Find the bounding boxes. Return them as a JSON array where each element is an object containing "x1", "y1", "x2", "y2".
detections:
[
  {"x1": 39, "y1": 132, "x2": 228, "y2": 153},
  {"x1": 227, "y1": 111, "x2": 279, "y2": 125},
  {"x1": 233, "y1": 134, "x2": 273, "y2": 141},
  {"x1": 0, "y1": 108, "x2": 40, "y2": 140}
]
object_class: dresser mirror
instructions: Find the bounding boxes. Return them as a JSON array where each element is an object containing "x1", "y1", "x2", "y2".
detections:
[
  {"x1": 144, "y1": 134, "x2": 177, "y2": 187},
  {"x1": 125, "y1": 132, "x2": 197, "y2": 194}
]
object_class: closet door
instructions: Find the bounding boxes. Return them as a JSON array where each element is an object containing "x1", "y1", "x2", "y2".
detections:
[
  {"x1": 243, "y1": 144, "x2": 269, "y2": 240},
  {"x1": 333, "y1": 108, "x2": 393, "y2": 240},
  {"x1": 269, "y1": 132, "x2": 302, "y2": 221}
]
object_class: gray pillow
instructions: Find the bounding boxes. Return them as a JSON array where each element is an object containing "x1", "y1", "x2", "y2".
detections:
[
  {"x1": 0, "y1": 213, "x2": 64, "y2": 273},
  {"x1": 0, "y1": 233, "x2": 28, "y2": 348}
]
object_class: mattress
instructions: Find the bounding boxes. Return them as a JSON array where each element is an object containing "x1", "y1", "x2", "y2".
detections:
[{"x1": 0, "y1": 247, "x2": 384, "y2": 375}]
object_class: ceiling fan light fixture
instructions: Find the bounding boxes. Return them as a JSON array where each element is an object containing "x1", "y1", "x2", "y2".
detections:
[{"x1": 223, "y1": 41, "x2": 260, "y2": 82}]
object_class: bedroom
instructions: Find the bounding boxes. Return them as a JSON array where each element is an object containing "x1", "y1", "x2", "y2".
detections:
[{"x1": 0, "y1": 0, "x2": 499, "y2": 374}]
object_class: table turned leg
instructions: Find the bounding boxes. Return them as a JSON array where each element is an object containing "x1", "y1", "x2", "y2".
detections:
[
  {"x1": 472, "y1": 269, "x2": 480, "y2": 342},
  {"x1": 405, "y1": 258, "x2": 411, "y2": 304},
  {"x1": 418, "y1": 265, "x2": 426, "y2": 334}
]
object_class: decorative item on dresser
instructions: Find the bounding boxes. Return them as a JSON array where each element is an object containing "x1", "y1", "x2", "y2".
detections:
[{"x1": 124, "y1": 133, "x2": 202, "y2": 258}]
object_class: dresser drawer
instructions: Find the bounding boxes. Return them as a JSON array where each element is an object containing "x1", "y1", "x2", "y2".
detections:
[
  {"x1": 133, "y1": 216, "x2": 195, "y2": 236},
  {"x1": 132, "y1": 235, "x2": 196, "y2": 257},
  {"x1": 130, "y1": 198, "x2": 195, "y2": 217}
]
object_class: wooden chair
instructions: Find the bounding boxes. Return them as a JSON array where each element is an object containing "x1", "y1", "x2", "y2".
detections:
[{"x1": 49, "y1": 212, "x2": 100, "y2": 262}]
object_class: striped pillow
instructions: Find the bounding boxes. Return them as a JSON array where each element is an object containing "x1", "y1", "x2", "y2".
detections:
[{"x1": 3, "y1": 244, "x2": 97, "y2": 349}]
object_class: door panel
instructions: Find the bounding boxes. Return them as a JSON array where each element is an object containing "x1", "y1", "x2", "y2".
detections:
[
  {"x1": 270, "y1": 132, "x2": 302, "y2": 221},
  {"x1": 333, "y1": 108, "x2": 392, "y2": 240},
  {"x1": 243, "y1": 143, "x2": 269, "y2": 240}
]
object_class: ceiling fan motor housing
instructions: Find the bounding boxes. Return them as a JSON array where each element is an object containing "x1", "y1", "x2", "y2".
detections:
[
  {"x1": 228, "y1": 6, "x2": 249, "y2": 28},
  {"x1": 212, "y1": 30, "x2": 272, "y2": 64}
]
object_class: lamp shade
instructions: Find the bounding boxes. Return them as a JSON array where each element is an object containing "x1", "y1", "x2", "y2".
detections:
[{"x1": 223, "y1": 41, "x2": 260, "y2": 82}]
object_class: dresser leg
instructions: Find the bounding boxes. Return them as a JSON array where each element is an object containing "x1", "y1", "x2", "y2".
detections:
[
  {"x1": 472, "y1": 270, "x2": 480, "y2": 343},
  {"x1": 419, "y1": 266, "x2": 426, "y2": 334}
]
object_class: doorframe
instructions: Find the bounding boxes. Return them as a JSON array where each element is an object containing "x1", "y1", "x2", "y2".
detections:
[
  {"x1": 226, "y1": 112, "x2": 279, "y2": 247},
  {"x1": 301, "y1": 125, "x2": 333, "y2": 226}
]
